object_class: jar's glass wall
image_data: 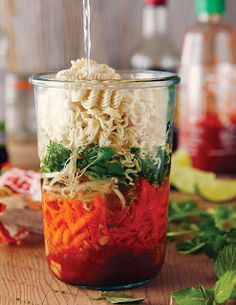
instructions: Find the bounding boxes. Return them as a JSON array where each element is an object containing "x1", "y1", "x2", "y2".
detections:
[{"x1": 32, "y1": 75, "x2": 178, "y2": 288}]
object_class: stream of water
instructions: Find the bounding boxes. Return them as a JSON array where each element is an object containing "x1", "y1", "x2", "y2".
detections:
[{"x1": 83, "y1": 0, "x2": 91, "y2": 76}]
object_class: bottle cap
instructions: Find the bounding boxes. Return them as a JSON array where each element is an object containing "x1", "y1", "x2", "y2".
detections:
[
  {"x1": 145, "y1": 0, "x2": 167, "y2": 6},
  {"x1": 195, "y1": 0, "x2": 225, "y2": 16}
]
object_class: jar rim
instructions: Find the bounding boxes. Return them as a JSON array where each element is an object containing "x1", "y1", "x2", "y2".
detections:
[{"x1": 29, "y1": 70, "x2": 180, "y2": 89}]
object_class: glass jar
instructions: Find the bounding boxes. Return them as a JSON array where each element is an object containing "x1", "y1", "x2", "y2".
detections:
[{"x1": 30, "y1": 71, "x2": 180, "y2": 289}]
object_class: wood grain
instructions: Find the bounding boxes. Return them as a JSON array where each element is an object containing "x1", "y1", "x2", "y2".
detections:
[
  {"x1": 0, "y1": 238, "x2": 216, "y2": 305},
  {"x1": 0, "y1": 192, "x2": 231, "y2": 305}
]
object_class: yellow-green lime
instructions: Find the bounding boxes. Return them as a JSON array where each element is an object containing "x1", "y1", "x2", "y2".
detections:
[
  {"x1": 197, "y1": 178, "x2": 236, "y2": 202},
  {"x1": 170, "y1": 165, "x2": 215, "y2": 195},
  {"x1": 172, "y1": 149, "x2": 192, "y2": 167}
]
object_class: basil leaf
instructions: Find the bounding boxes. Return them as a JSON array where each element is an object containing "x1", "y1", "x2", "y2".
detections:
[
  {"x1": 172, "y1": 287, "x2": 208, "y2": 305},
  {"x1": 214, "y1": 244, "x2": 236, "y2": 278},
  {"x1": 214, "y1": 270, "x2": 236, "y2": 303}
]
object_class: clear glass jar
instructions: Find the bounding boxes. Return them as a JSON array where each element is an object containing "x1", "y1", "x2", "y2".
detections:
[{"x1": 30, "y1": 71, "x2": 180, "y2": 289}]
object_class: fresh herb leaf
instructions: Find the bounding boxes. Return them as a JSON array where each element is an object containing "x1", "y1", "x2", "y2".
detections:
[
  {"x1": 41, "y1": 141, "x2": 71, "y2": 173},
  {"x1": 172, "y1": 287, "x2": 209, "y2": 305},
  {"x1": 168, "y1": 199, "x2": 236, "y2": 259},
  {"x1": 139, "y1": 146, "x2": 170, "y2": 186},
  {"x1": 207, "y1": 205, "x2": 236, "y2": 231},
  {"x1": 90, "y1": 291, "x2": 145, "y2": 304},
  {"x1": 172, "y1": 244, "x2": 236, "y2": 305},
  {"x1": 230, "y1": 290, "x2": 236, "y2": 299},
  {"x1": 214, "y1": 270, "x2": 236, "y2": 303},
  {"x1": 214, "y1": 245, "x2": 236, "y2": 278},
  {"x1": 168, "y1": 199, "x2": 199, "y2": 222}
]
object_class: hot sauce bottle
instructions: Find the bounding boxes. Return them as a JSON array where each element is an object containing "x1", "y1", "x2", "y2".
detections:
[{"x1": 178, "y1": 0, "x2": 236, "y2": 173}]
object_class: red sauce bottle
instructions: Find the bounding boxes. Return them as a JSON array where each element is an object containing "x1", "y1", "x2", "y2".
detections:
[{"x1": 178, "y1": 0, "x2": 236, "y2": 173}]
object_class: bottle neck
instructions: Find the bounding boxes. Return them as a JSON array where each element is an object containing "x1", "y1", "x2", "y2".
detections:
[
  {"x1": 198, "y1": 13, "x2": 223, "y2": 23},
  {"x1": 142, "y1": 4, "x2": 167, "y2": 37}
]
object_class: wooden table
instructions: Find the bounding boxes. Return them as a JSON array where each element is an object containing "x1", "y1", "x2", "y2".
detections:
[{"x1": 0, "y1": 193, "x2": 234, "y2": 305}]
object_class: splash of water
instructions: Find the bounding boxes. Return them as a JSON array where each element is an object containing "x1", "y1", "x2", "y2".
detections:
[{"x1": 83, "y1": 0, "x2": 91, "y2": 77}]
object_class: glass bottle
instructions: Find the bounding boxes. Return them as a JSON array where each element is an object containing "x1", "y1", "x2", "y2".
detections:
[
  {"x1": 0, "y1": 27, "x2": 8, "y2": 170},
  {"x1": 131, "y1": 0, "x2": 179, "y2": 72},
  {"x1": 178, "y1": 0, "x2": 236, "y2": 173}
]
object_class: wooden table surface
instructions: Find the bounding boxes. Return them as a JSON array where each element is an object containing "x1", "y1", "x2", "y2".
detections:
[{"x1": 1, "y1": 192, "x2": 232, "y2": 305}]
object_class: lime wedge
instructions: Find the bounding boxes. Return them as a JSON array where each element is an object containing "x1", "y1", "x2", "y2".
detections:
[
  {"x1": 172, "y1": 149, "x2": 192, "y2": 167},
  {"x1": 171, "y1": 165, "x2": 215, "y2": 195},
  {"x1": 197, "y1": 179, "x2": 236, "y2": 202}
]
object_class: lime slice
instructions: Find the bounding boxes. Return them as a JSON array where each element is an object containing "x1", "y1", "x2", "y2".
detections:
[
  {"x1": 170, "y1": 165, "x2": 215, "y2": 195},
  {"x1": 197, "y1": 179, "x2": 236, "y2": 202},
  {"x1": 172, "y1": 149, "x2": 192, "y2": 167}
]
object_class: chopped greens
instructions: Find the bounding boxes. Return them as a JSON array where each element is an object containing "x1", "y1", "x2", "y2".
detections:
[
  {"x1": 168, "y1": 199, "x2": 236, "y2": 259},
  {"x1": 172, "y1": 244, "x2": 236, "y2": 305},
  {"x1": 139, "y1": 147, "x2": 170, "y2": 186},
  {"x1": 41, "y1": 141, "x2": 72, "y2": 173},
  {"x1": 41, "y1": 141, "x2": 171, "y2": 186}
]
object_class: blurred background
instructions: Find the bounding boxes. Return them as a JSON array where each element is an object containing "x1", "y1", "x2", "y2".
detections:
[
  {"x1": 0, "y1": 0, "x2": 235, "y2": 172},
  {"x1": 0, "y1": 0, "x2": 235, "y2": 71}
]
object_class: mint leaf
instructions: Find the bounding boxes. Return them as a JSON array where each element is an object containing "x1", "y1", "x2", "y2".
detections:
[
  {"x1": 90, "y1": 292, "x2": 145, "y2": 304},
  {"x1": 214, "y1": 270, "x2": 236, "y2": 303},
  {"x1": 230, "y1": 290, "x2": 236, "y2": 299},
  {"x1": 214, "y1": 244, "x2": 236, "y2": 278},
  {"x1": 172, "y1": 287, "x2": 208, "y2": 305}
]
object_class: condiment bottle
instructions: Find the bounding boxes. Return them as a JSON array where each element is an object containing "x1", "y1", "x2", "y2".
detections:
[
  {"x1": 178, "y1": 0, "x2": 236, "y2": 173},
  {"x1": 131, "y1": 0, "x2": 179, "y2": 72},
  {"x1": 0, "y1": 26, "x2": 8, "y2": 169}
]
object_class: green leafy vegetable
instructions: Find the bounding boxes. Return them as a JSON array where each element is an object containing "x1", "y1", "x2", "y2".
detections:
[
  {"x1": 138, "y1": 146, "x2": 171, "y2": 186},
  {"x1": 214, "y1": 271, "x2": 236, "y2": 303},
  {"x1": 214, "y1": 245, "x2": 236, "y2": 278},
  {"x1": 90, "y1": 291, "x2": 145, "y2": 304},
  {"x1": 41, "y1": 140, "x2": 171, "y2": 186},
  {"x1": 172, "y1": 244, "x2": 236, "y2": 305},
  {"x1": 172, "y1": 287, "x2": 212, "y2": 305},
  {"x1": 41, "y1": 141, "x2": 72, "y2": 173},
  {"x1": 168, "y1": 199, "x2": 236, "y2": 259},
  {"x1": 77, "y1": 145, "x2": 128, "y2": 183}
]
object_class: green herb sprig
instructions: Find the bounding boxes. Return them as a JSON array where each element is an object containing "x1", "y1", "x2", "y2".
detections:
[
  {"x1": 172, "y1": 245, "x2": 236, "y2": 305},
  {"x1": 90, "y1": 291, "x2": 145, "y2": 304},
  {"x1": 168, "y1": 200, "x2": 236, "y2": 259},
  {"x1": 41, "y1": 141, "x2": 72, "y2": 173}
]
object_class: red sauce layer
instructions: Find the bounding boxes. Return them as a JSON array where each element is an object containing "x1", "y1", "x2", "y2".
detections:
[{"x1": 42, "y1": 178, "x2": 169, "y2": 286}]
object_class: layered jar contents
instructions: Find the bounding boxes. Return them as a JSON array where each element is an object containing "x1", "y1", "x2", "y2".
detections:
[{"x1": 32, "y1": 59, "x2": 178, "y2": 287}]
